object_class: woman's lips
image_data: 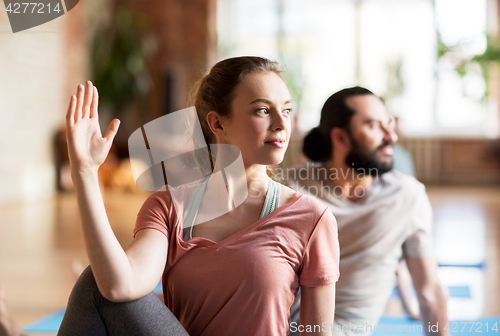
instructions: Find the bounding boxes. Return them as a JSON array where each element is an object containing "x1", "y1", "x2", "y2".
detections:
[{"x1": 265, "y1": 140, "x2": 285, "y2": 148}]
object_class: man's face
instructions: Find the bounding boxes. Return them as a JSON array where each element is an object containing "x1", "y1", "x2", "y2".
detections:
[{"x1": 344, "y1": 95, "x2": 398, "y2": 177}]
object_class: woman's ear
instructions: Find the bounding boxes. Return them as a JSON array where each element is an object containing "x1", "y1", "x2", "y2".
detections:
[
  {"x1": 206, "y1": 111, "x2": 225, "y2": 139},
  {"x1": 330, "y1": 128, "x2": 351, "y2": 152}
]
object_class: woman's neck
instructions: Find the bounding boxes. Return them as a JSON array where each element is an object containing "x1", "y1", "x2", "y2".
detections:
[
  {"x1": 244, "y1": 164, "x2": 269, "y2": 199},
  {"x1": 210, "y1": 150, "x2": 268, "y2": 204}
]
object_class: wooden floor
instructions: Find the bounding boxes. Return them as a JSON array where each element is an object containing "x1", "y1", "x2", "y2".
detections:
[
  {"x1": 0, "y1": 185, "x2": 499, "y2": 335},
  {"x1": 0, "y1": 190, "x2": 149, "y2": 335}
]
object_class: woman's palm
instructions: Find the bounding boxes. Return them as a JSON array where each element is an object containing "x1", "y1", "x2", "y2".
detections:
[{"x1": 66, "y1": 81, "x2": 120, "y2": 172}]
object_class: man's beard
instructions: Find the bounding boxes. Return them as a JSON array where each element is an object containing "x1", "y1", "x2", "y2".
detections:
[{"x1": 345, "y1": 135, "x2": 394, "y2": 178}]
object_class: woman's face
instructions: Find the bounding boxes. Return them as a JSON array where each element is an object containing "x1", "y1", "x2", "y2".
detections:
[{"x1": 219, "y1": 72, "x2": 292, "y2": 167}]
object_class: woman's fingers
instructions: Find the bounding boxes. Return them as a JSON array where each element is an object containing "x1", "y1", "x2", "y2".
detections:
[
  {"x1": 66, "y1": 95, "x2": 76, "y2": 125},
  {"x1": 74, "y1": 84, "x2": 84, "y2": 121},
  {"x1": 82, "y1": 81, "x2": 93, "y2": 119},
  {"x1": 103, "y1": 119, "x2": 121, "y2": 145},
  {"x1": 72, "y1": 81, "x2": 96, "y2": 122},
  {"x1": 90, "y1": 86, "x2": 99, "y2": 119}
]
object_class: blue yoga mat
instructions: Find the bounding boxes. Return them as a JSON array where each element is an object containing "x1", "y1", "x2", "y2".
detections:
[
  {"x1": 372, "y1": 315, "x2": 500, "y2": 335},
  {"x1": 390, "y1": 285, "x2": 471, "y2": 299},
  {"x1": 23, "y1": 282, "x2": 498, "y2": 334},
  {"x1": 23, "y1": 309, "x2": 65, "y2": 333},
  {"x1": 153, "y1": 282, "x2": 162, "y2": 294},
  {"x1": 24, "y1": 311, "x2": 500, "y2": 334}
]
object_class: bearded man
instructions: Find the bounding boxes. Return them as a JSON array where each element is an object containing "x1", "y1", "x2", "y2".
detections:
[{"x1": 287, "y1": 87, "x2": 448, "y2": 336}]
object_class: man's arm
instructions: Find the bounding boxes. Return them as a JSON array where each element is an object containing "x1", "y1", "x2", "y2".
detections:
[
  {"x1": 396, "y1": 260, "x2": 420, "y2": 320},
  {"x1": 406, "y1": 256, "x2": 449, "y2": 335}
]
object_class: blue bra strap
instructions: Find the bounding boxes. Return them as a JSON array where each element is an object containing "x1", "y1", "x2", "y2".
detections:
[
  {"x1": 259, "y1": 178, "x2": 281, "y2": 219},
  {"x1": 184, "y1": 177, "x2": 281, "y2": 239}
]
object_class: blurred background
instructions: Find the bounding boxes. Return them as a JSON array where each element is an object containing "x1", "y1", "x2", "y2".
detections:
[{"x1": 0, "y1": 0, "x2": 499, "y2": 334}]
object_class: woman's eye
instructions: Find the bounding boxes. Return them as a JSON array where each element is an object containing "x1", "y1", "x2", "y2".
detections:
[
  {"x1": 256, "y1": 108, "x2": 269, "y2": 115},
  {"x1": 283, "y1": 108, "x2": 293, "y2": 115}
]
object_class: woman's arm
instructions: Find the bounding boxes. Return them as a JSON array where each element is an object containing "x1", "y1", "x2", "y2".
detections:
[
  {"x1": 67, "y1": 81, "x2": 167, "y2": 302},
  {"x1": 299, "y1": 283, "x2": 336, "y2": 336}
]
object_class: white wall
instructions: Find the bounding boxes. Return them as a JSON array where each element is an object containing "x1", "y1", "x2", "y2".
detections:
[{"x1": 0, "y1": 9, "x2": 67, "y2": 204}]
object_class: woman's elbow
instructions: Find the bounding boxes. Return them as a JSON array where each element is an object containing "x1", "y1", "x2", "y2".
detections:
[{"x1": 99, "y1": 283, "x2": 138, "y2": 302}]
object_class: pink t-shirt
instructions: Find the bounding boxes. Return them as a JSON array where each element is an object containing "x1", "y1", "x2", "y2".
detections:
[{"x1": 134, "y1": 185, "x2": 340, "y2": 336}]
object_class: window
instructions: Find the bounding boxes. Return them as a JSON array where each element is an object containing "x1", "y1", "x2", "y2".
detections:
[{"x1": 217, "y1": 0, "x2": 495, "y2": 137}]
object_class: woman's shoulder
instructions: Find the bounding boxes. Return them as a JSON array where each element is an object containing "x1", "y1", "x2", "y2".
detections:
[
  {"x1": 140, "y1": 183, "x2": 196, "y2": 214},
  {"x1": 278, "y1": 183, "x2": 299, "y2": 207}
]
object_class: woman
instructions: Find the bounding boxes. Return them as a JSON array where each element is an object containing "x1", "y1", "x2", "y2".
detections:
[{"x1": 58, "y1": 56, "x2": 340, "y2": 336}]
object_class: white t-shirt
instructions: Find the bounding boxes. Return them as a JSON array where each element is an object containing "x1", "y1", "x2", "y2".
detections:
[{"x1": 287, "y1": 163, "x2": 433, "y2": 335}]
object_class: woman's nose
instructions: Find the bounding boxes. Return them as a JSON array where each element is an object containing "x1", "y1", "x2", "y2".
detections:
[{"x1": 271, "y1": 109, "x2": 288, "y2": 131}]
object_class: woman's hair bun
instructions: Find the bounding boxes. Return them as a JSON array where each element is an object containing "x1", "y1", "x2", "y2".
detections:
[{"x1": 302, "y1": 127, "x2": 330, "y2": 162}]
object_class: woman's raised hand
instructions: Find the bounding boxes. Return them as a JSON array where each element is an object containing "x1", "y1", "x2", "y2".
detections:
[{"x1": 66, "y1": 81, "x2": 120, "y2": 173}]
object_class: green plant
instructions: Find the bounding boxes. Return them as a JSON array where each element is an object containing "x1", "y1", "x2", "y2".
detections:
[
  {"x1": 90, "y1": 6, "x2": 157, "y2": 118},
  {"x1": 438, "y1": 33, "x2": 500, "y2": 100}
]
